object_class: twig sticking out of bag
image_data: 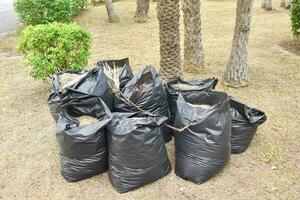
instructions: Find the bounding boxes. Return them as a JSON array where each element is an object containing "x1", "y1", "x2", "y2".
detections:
[
  {"x1": 103, "y1": 63, "x2": 191, "y2": 132},
  {"x1": 102, "y1": 62, "x2": 121, "y2": 92}
]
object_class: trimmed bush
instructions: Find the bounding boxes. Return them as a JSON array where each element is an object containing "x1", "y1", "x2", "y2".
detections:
[
  {"x1": 17, "y1": 23, "x2": 91, "y2": 80},
  {"x1": 14, "y1": 0, "x2": 87, "y2": 25},
  {"x1": 72, "y1": 0, "x2": 88, "y2": 15},
  {"x1": 291, "y1": 0, "x2": 300, "y2": 36}
]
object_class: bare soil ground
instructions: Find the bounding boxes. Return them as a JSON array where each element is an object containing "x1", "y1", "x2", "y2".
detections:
[{"x1": 0, "y1": 0, "x2": 299, "y2": 199}]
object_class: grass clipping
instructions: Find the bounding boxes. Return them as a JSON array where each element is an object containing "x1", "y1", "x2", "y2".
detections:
[
  {"x1": 173, "y1": 83, "x2": 200, "y2": 90},
  {"x1": 59, "y1": 72, "x2": 88, "y2": 90},
  {"x1": 76, "y1": 115, "x2": 99, "y2": 126}
]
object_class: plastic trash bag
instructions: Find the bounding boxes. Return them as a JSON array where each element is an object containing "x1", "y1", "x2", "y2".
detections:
[
  {"x1": 114, "y1": 66, "x2": 172, "y2": 142},
  {"x1": 56, "y1": 99, "x2": 112, "y2": 182},
  {"x1": 96, "y1": 58, "x2": 133, "y2": 90},
  {"x1": 230, "y1": 98, "x2": 267, "y2": 154},
  {"x1": 48, "y1": 68, "x2": 114, "y2": 121},
  {"x1": 174, "y1": 92, "x2": 231, "y2": 184},
  {"x1": 107, "y1": 112, "x2": 172, "y2": 193},
  {"x1": 165, "y1": 77, "x2": 218, "y2": 124}
]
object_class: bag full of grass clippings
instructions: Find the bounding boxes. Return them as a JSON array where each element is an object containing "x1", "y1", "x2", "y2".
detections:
[
  {"x1": 165, "y1": 77, "x2": 218, "y2": 125},
  {"x1": 107, "y1": 112, "x2": 172, "y2": 193},
  {"x1": 114, "y1": 66, "x2": 172, "y2": 142},
  {"x1": 96, "y1": 58, "x2": 133, "y2": 90},
  {"x1": 48, "y1": 68, "x2": 114, "y2": 122},
  {"x1": 56, "y1": 99, "x2": 112, "y2": 182},
  {"x1": 230, "y1": 98, "x2": 267, "y2": 154},
  {"x1": 174, "y1": 92, "x2": 231, "y2": 184}
]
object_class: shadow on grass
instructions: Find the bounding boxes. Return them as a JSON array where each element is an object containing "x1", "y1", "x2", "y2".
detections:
[{"x1": 279, "y1": 39, "x2": 300, "y2": 56}]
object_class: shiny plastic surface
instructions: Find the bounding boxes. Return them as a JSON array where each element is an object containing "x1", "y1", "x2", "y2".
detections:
[
  {"x1": 174, "y1": 92, "x2": 231, "y2": 184},
  {"x1": 107, "y1": 112, "x2": 172, "y2": 193}
]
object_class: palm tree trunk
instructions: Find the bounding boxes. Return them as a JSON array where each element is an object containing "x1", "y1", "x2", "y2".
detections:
[
  {"x1": 157, "y1": 0, "x2": 181, "y2": 80},
  {"x1": 134, "y1": 0, "x2": 150, "y2": 23},
  {"x1": 224, "y1": 0, "x2": 254, "y2": 87},
  {"x1": 105, "y1": 0, "x2": 119, "y2": 23},
  {"x1": 183, "y1": 0, "x2": 205, "y2": 72}
]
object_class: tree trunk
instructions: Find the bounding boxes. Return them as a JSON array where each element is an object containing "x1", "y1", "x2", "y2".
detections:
[
  {"x1": 280, "y1": 0, "x2": 286, "y2": 7},
  {"x1": 157, "y1": 0, "x2": 181, "y2": 80},
  {"x1": 134, "y1": 0, "x2": 150, "y2": 23},
  {"x1": 262, "y1": 0, "x2": 266, "y2": 8},
  {"x1": 265, "y1": 0, "x2": 272, "y2": 10},
  {"x1": 183, "y1": 0, "x2": 205, "y2": 72},
  {"x1": 105, "y1": 0, "x2": 119, "y2": 23},
  {"x1": 285, "y1": 0, "x2": 292, "y2": 9},
  {"x1": 145, "y1": 0, "x2": 150, "y2": 16},
  {"x1": 224, "y1": 0, "x2": 254, "y2": 87}
]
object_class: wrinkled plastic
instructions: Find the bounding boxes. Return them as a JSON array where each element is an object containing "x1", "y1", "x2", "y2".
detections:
[
  {"x1": 165, "y1": 77, "x2": 218, "y2": 124},
  {"x1": 107, "y1": 112, "x2": 172, "y2": 193},
  {"x1": 114, "y1": 66, "x2": 172, "y2": 142},
  {"x1": 230, "y1": 98, "x2": 267, "y2": 154},
  {"x1": 174, "y1": 92, "x2": 231, "y2": 184},
  {"x1": 56, "y1": 99, "x2": 112, "y2": 182},
  {"x1": 96, "y1": 58, "x2": 133, "y2": 90},
  {"x1": 48, "y1": 68, "x2": 114, "y2": 121}
]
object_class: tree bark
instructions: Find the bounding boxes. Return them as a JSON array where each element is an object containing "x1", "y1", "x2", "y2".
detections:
[
  {"x1": 262, "y1": 0, "x2": 266, "y2": 8},
  {"x1": 280, "y1": 0, "x2": 286, "y2": 7},
  {"x1": 105, "y1": 0, "x2": 120, "y2": 23},
  {"x1": 285, "y1": 0, "x2": 292, "y2": 9},
  {"x1": 224, "y1": 0, "x2": 254, "y2": 87},
  {"x1": 157, "y1": 0, "x2": 181, "y2": 80},
  {"x1": 265, "y1": 0, "x2": 272, "y2": 10},
  {"x1": 183, "y1": 0, "x2": 205, "y2": 72},
  {"x1": 145, "y1": 0, "x2": 150, "y2": 16},
  {"x1": 134, "y1": 0, "x2": 150, "y2": 23}
]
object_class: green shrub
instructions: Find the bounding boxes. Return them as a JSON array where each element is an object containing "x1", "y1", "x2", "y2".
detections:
[
  {"x1": 17, "y1": 23, "x2": 91, "y2": 80},
  {"x1": 14, "y1": 0, "x2": 87, "y2": 25},
  {"x1": 291, "y1": 0, "x2": 300, "y2": 36},
  {"x1": 71, "y1": 0, "x2": 88, "y2": 15},
  {"x1": 15, "y1": 0, "x2": 72, "y2": 25}
]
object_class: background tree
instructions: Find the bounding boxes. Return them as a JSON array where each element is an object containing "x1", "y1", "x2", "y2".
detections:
[
  {"x1": 105, "y1": 0, "x2": 119, "y2": 23},
  {"x1": 265, "y1": 0, "x2": 272, "y2": 10},
  {"x1": 262, "y1": 0, "x2": 266, "y2": 8},
  {"x1": 183, "y1": 0, "x2": 205, "y2": 72},
  {"x1": 157, "y1": 0, "x2": 181, "y2": 80},
  {"x1": 134, "y1": 0, "x2": 150, "y2": 23},
  {"x1": 285, "y1": 0, "x2": 292, "y2": 9},
  {"x1": 224, "y1": 0, "x2": 254, "y2": 87},
  {"x1": 280, "y1": 0, "x2": 286, "y2": 7}
]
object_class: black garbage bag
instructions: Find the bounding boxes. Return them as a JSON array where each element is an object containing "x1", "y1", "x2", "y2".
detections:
[
  {"x1": 230, "y1": 98, "x2": 267, "y2": 154},
  {"x1": 114, "y1": 66, "x2": 172, "y2": 142},
  {"x1": 96, "y1": 58, "x2": 133, "y2": 90},
  {"x1": 165, "y1": 77, "x2": 218, "y2": 124},
  {"x1": 56, "y1": 100, "x2": 112, "y2": 182},
  {"x1": 48, "y1": 68, "x2": 114, "y2": 121},
  {"x1": 174, "y1": 92, "x2": 231, "y2": 184},
  {"x1": 107, "y1": 112, "x2": 172, "y2": 193}
]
